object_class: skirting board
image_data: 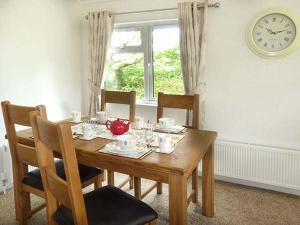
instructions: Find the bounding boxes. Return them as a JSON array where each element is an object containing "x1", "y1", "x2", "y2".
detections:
[{"x1": 198, "y1": 171, "x2": 300, "y2": 196}]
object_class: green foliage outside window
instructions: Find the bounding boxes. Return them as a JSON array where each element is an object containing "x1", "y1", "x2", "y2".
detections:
[
  {"x1": 105, "y1": 46, "x2": 184, "y2": 100},
  {"x1": 153, "y1": 46, "x2": 184, "y2": 97}
]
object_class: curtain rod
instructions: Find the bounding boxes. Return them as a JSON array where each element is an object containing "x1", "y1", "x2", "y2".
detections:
[{"x1": 85, "y1": 2, "x2": 220, "y2": 20}]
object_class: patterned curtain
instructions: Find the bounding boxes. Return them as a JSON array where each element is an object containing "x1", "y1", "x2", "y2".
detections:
[
  {"x1": 87, "y1": 11, "x2": 114, "y2": 116},
  {"x1": 178, "y1": 1, "x2": 208, "y2": 128}
]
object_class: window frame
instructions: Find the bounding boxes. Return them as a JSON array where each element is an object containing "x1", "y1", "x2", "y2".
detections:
[{"x1": 110, "y1": 20, "x2": 180, "y2": 104}]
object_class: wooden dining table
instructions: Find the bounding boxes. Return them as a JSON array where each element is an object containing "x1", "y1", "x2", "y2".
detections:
[{"x1": 15, "y1": 122, "x2": 217, "y2": 225}]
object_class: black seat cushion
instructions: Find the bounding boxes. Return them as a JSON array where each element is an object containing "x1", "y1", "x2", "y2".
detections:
[
  {"x1": 54, "y1": 185, "x2": 158, "y2": 225},
  {"x1": 22, "y1": 160, "x2": 102, "y2": 190}
]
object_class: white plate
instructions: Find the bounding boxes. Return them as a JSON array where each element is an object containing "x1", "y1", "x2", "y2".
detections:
[
  {"x1": 106, "y1": 143, "x2": 146, "y2": 155},
  {"x1": 155, "y1": 125, "x2": 185, "y2": 133},
  {"x1": 79, "y1": 136, "x2": 96, "y2": 141}
]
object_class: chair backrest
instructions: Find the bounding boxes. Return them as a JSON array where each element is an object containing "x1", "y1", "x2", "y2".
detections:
[
  {"x1": 100, "y1": 89, "x2": 136, "y2": 122},
  {"x1": 30, "y1": 113, "x2": 88, "y2": 225},
  {"x1": 157, "y1": 92, "x2": 200, "y2": 129},
  {"x1": 1, "y1": 101, "x2": 47, "y2": 169}
]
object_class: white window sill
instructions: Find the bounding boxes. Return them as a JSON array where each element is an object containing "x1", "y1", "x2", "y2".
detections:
[{"x1": 136, "y1": 100, "x2": 157, "y2": 107}]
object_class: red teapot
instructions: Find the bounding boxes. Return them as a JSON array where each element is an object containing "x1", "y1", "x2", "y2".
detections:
[{"x1": 106, "y1": 118, "x2": 130, "y2": 135}]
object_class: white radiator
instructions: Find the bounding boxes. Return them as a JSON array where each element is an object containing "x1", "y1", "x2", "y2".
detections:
[
  {"x1": 0, "y1": 143, "x2": 13, "y2": 194},
  {"x1": 199, "y1": 140, "x2": 300, "y2": 195}
]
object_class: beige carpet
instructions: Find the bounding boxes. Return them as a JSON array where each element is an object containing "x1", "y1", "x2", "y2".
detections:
[{"x1": 0, "y1": 175, "x2": 299, "y2": 225}]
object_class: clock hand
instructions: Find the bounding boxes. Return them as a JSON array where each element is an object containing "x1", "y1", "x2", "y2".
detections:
[
  {"x1": 266, "y1": 28, "x2": 276, "y2": 35},
  {"x1": 274, "y1": 29, "x2": 288, "y2": 34},
  {"x1": 266, "y1": 28, "x2": 272, "y2": 34}
]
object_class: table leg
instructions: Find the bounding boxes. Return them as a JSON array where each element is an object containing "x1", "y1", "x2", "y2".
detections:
[
  {"x1": 202, "y1": 143, "x2": 215, "y2": 217},
  {"x1": 192, "y1": 165, "x2": 199, "y2": 203},
  {"x1": 134, "y1": 177, "x2": 141, "y2": 199},
  {"x1": 107, "y1": 170, "x2": 115, "y2": 186},
  {"x1": 157, "y1": 182, "x2": 162, "y2": 194},
  {"x1": 169, "y1": 173, "x2": 187, "y2": 225}
]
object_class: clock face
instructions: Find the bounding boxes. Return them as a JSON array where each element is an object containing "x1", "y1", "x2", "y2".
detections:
[{"x1": 252, "y1": 13, "x2": 296, "y2": 52}]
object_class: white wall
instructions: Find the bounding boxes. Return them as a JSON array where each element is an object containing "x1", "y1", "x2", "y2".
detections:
[
  {"x1": 205, "y1": 0, "x2": 300, "y2": 150},
  {"x1": 0, "y1": 0, "x2": 82, "y2": 144},
  {"x1": 77, "y1": 0, "x2": 300, "y2": 150}
]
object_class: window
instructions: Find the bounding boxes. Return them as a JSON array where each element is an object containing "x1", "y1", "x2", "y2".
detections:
[{"x1": 105, "y1": 23, "x2": 184, "y2": 102}]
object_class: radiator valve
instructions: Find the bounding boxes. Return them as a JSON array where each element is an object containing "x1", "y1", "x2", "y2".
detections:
[{"x1": 0, "y1": 172, "x2": 7, "y2": 194}]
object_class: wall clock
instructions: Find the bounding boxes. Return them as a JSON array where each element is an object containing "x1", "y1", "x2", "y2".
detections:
[{"x1": 246, "y1": 8, "x2": 300, "y2": 58}]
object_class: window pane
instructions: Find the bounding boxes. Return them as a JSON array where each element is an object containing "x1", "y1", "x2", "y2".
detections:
[
  {"x1": 111, "y1": 30, "x2": 142, "y2": 48},
  {"x1": 105, "y1": 53, "x2": 144, "y2": 100},
  {"x1": 153, "y1": 27, "x2": 184, "y2": 97}
]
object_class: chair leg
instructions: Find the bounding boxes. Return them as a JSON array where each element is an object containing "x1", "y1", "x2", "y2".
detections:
[
  {"x1": 192, "y1": 165, "x2": 199, "y2": 203},
  {"x1": 17, "y1": 190, "x2": 31, "y2": 225},
  {"x1": 157, "y1": 182, "x2": 162, "y2": 194},
  {"x1": 12, "y1": 164, "x2": 31, "y2": 224},
  {"x1": 103, "y1": 170, "x2": 107, "y2": 181},
  {"x1": 107, "y1": 170, "x2": 115, "y2": 186},
  {"x1": 129, "y1": 175, "x2": 134, "y2": 189},
  {"x1": 94, "y1": 174, "x2": 103, "y2": 189},
  {"x1": 13, "y1": 184, "x2": 21, "y2": 221},
  {"x1": 147, "y1": 220, "x2": 156, "y2": 225}
]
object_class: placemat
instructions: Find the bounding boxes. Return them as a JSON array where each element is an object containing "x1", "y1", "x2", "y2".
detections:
[
  {"x1": 98, "y1": 145, "x2": 156, "y2": 159},
  {"x1": 72, "y1": 124, "x2": 116, "y2": 140}
]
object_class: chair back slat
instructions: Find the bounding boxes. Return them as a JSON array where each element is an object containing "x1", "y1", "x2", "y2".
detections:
[
  {"x1": 157, "y1": 93, "x2": 195, "y2": 109},
  {"x1": 8, "y1": 105, "x2": 36, "y2": 126},
  {"x1": 157, "y1": 92, "x2": 200, "y2": 129},
  {"x1": 100, "y1": 89, "x2": 136, "y2": 122},
  {"x1": 37, "y1": 120, "x2": 62, "y2": 154},
  {"x1": 31, "y1": 114, "x2": 88, "y2": 225},
  {"x1": 16, "y1": 144, "x2": 39, "y2": 167},
  {"x1": 6, "y1": 103, "x2": 46, "y2": 127}
]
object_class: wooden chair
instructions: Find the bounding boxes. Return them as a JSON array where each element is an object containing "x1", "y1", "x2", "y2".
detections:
[
  {"x1": 30, "y1": 113, "x2": 157, "y2": 225},
  {"x1": 134, "y1": 92, "x2": 200, "y2": 201},
  {"x1": 157, "y1": 92, "x2": 199, "y2": 129},
  {"x1": 1, "y1": 101, "x2": 104, "y2": 225},
  {"x1": 100, "y1": 89, "x2": 136, "y2": 189},
  {"x1": 100, "y1": 89, "x2": 136, "y2": 122}
]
